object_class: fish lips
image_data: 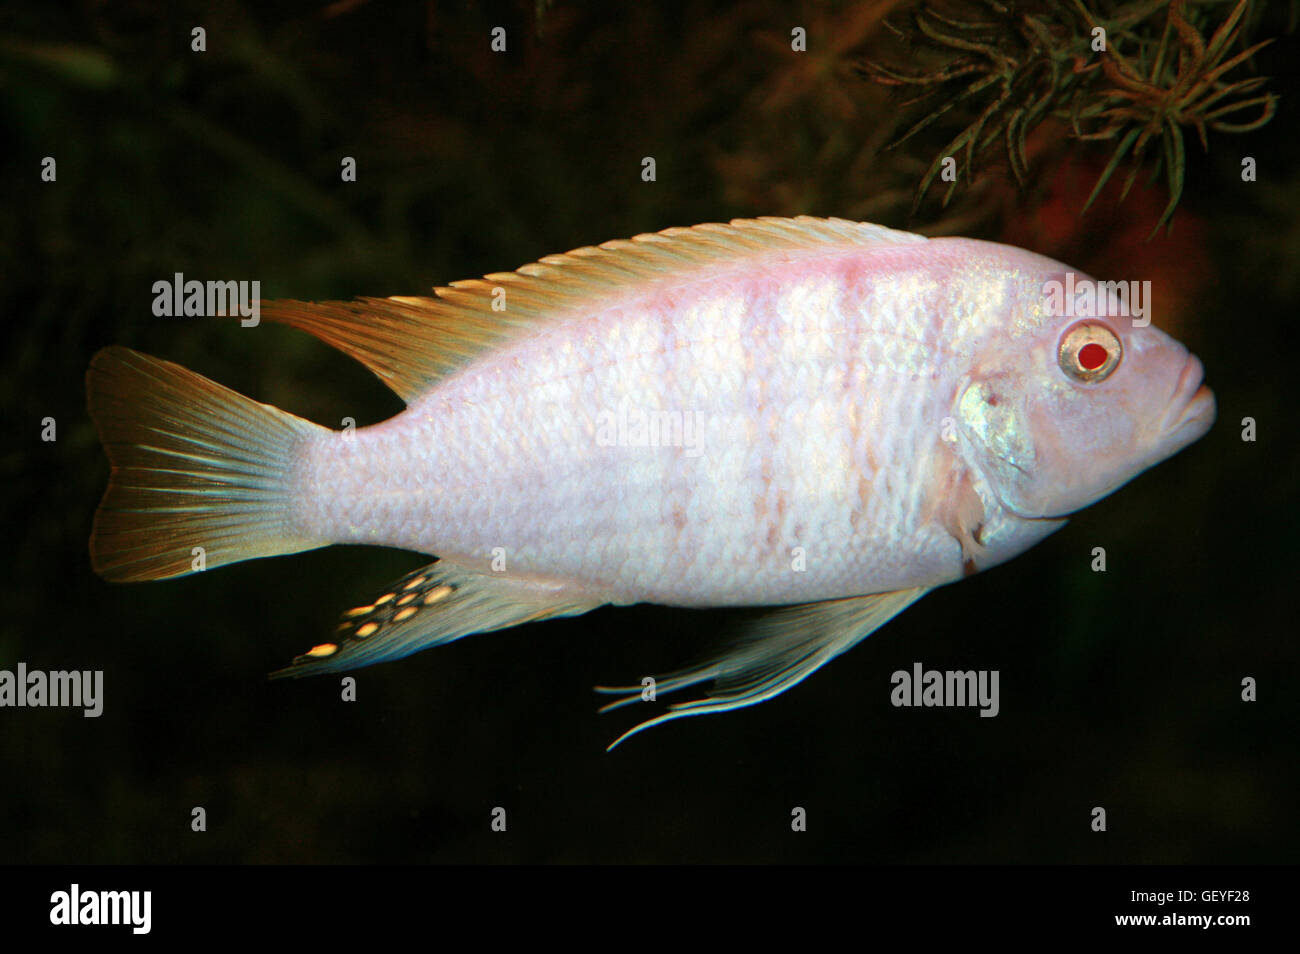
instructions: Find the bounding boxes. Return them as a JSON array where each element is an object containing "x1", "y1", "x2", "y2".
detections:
[{"x1": 1158, "y1": 354, "x2": 1217, "y2": 452}]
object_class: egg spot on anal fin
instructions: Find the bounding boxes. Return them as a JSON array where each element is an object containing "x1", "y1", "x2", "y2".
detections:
[
  {"x1": 423, "y1": 584, "x2": 453, "y2": 604},
  {"x1": 268, "y1": 560, "x2": 602, "y2": 680}
]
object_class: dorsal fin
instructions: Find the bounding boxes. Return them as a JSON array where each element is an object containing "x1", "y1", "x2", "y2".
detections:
[{"x1": 259, "y1": 216, "x2": 926, "y2": 402}]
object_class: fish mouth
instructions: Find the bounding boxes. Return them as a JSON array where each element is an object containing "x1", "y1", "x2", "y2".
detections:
[{"x1": 1160, "y1": 354, "x2": 1216, "y2": 443}]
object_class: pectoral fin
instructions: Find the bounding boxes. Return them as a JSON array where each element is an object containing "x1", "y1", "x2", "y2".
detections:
[
  {"x1": 595, "y1": 587, "x2": 929, "y2": 750},
  {"x1": 938, "y1": 467, "x2": 988, "y2": 577},
  {"x1": 272, "y1": 560, "x2": 600, "y2": 677}
]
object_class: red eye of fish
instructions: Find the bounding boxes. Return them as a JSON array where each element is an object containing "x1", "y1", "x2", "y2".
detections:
[
  {"x1": 1077, "y1": 342, "x2": 1108, "y2": 371},
  {"x1": 1058, "y1": 322, "x2": 1122, "y2": 383}
]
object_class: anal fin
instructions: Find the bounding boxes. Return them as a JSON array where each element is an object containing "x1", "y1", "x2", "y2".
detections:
[
  {"x1": 595, "y1": 587, "x2": 929, "y2": 750},
  {"x1": 272, "y1": 559, "x2": 600, "y2": 678}
]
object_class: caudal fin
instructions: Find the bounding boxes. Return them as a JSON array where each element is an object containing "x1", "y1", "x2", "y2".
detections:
[{"x1": 87, "y1": 346, "x2": 329, "y2": 581}]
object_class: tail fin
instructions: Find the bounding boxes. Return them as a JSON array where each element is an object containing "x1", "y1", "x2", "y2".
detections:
[{"x1": 87, "y1": 346, "x2": 330, "y2": 581}]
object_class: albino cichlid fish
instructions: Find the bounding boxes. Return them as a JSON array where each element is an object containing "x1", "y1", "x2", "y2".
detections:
[{"x1": 87, "y1": 216, "x2": 1215, "y2": 747}]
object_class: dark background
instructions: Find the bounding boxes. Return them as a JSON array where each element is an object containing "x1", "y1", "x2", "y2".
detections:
[{"x1": 1, "y1": 0, "x2": 1295, "y2": 863}]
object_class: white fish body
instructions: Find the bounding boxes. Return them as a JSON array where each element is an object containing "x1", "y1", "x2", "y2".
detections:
[{"x1": 88, "y1": 217, "x2": 1215, "y2": 745}]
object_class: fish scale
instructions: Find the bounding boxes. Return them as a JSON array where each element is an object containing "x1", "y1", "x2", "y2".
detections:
[{"x1": 86, "y1": 216, "x2": 1215, "y2": 746}]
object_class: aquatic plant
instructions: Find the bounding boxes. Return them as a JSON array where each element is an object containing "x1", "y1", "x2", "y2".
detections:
[{"x1": 862, "y1": 0, "x2": 1279, "y2": 232}]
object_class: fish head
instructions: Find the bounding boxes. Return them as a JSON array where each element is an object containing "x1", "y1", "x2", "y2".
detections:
[{"x1": 954, "y1": 262, "x2": 1216, "y2": 520}]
